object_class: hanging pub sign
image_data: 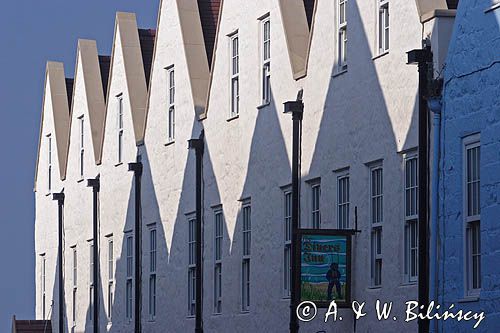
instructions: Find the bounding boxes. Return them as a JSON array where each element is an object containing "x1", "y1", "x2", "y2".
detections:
[{"x1": 299, "y1": 229, "x2": 352, "y2": 308}]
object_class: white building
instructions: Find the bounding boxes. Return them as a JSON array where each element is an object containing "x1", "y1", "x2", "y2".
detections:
[{"x1": 34, "y1": 1, "x2": 458, "y2": 332}]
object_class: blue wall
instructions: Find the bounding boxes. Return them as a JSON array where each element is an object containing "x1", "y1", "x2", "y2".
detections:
[{"x1": 439, "y1": 1, "x2": 500, "y2": 331}]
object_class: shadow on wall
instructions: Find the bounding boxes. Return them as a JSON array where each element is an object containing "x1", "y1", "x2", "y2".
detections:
[{"x1": 45, "y1": 0, "x2": 427, "y2": 331}]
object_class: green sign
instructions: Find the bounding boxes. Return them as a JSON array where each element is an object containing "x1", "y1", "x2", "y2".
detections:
[{"x1": 300, "y1": 230, "x2": 352, "y2": 307}]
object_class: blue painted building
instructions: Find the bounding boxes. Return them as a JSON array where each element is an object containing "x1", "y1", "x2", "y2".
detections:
[{"x1": 438, "y1": 0, "x2": 500, "y2": 331}]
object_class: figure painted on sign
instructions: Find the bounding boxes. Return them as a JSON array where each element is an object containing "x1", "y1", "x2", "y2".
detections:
[{"x1": 326, "y1": 263, "x2": 342, "y2": 300}]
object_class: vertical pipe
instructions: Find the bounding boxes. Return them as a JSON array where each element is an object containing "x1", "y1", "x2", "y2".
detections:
[
  {"x1": 195, "y1": 132, "x2": 204, "y2": 333},
  {"x1": 53, "y1": 192, "x2": 65, "y2": 333},
  {"x1": 89, "y1": 179, "x2": 100, "y2": 333},
  {"x1": 417, "y1": 46, "x2": 431, "y2": 333},
  {"x1": 129, "y1": 162, "x2": 143, "y2": 333},
  {"x1": 58, "y1": 198, "x2": 64, "y2": 333},
  {"x1": 135, "y1": 164, "x2": 143, "y2": 333},
  {"x1": 289, "y1": 105, "x2": 303, "y2": 333},
  {"x1": 429, "y1": 99, "x2": 442, "y2": 333},
  {"x1": 189, "y1": 131, "x2": 204, "y2": 333}
]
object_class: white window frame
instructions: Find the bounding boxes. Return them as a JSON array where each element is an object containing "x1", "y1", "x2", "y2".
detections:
[
  {"x1": 166, "y1": 66, "x2": 175, "y2": 142},
  {"x1": 260, "y1": 15, "x2": 271, "y2": 105},
  {"x1": 107, "y1": 236, "x2": 114, "y2": 322},
  {"x1": 117, "y1": 95, "x2": 124, "y2": 164},
  {"x1": 404, "y1": 153, "x2": 418, "y2": 283},
  {"x1": 41, "y1": 254, "x2": 46, "y2": 319},
  {"x1": 125, "y1": 233, "x2": 133, "y2": 321},
  {"x1": 241, "y1": 200, "x2": 251, "y2": 312},
  {"x1": 378, "y1": 0, "x2": 390, "y2": 54},
  {"x1": 213, "y1": 208, "x2": 223, "y2": 314},
  {"x1": 47, "y1": 134, "x2": 52, "y2": 193},
  {"x1": 370, "y1": 164, "x2": 383, "y2": 286},
  {"x1": 187, "y1": 216, "x2": 196, "y2": 317},
  {"x1": 310, "y1": 180, "x2": 321, "y2": 229},
  {"x1": 149, "y1": 227, "x2": 157, "y2": 321},
  {"x1": 229, "y1": 32, "x2": 239, "y2": 117},
  {"x1": 78, "y1": 115, "x2": 84, "y2": 179},
  {"x1": 337, "y1": 172, "x2": 350, "y2": 229},
  {"x1": 283, "y1": 189, "x2": 292, "y2": 297},
  {"x1": 337, "y1": 0, "x2": 347, "y2": 71},
  {"x1": 463, "y1": 135, "x2": 481, "y2": 297},
  {"x1": 371, "y1": 227, "x2": 382, "y2": 286},
  {"x1": 71, "y1": 247, "x2": 77, "y2": 327}
]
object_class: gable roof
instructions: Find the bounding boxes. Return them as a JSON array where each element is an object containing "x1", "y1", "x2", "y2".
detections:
[
  {"x1": 197, "y1": 0, "x2": 222, "y2": 69},
  {"x1": 103, "y1": 12, "x2": 152, "y2": 149},
  {"x1": 11, "y1": 316, "x2": 51, "y2": 333},
  {"x1": 65, "y1": 39, "x2": 107, "y2": 167},
  {"x1": 138, "y1": 28, "x2": 156, "y2": 88},
  {"x1": 34, "y1": 61, "x2": 71, "y2": 190},
  {"x1": 99, "y1": 55, "x2": 111, "y2": 101}
]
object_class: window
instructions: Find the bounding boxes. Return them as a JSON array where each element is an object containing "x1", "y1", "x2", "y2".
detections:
[
  {"x1": 78, "y1": 116, "x2": 84, "y2": 178},
  {"x1": 241, "y1": 202, "x2": 251, "y2": 311},
  {"x1": 117, "y1": 96, "x2": 124, "y2": 163},
  {"x1": 89, "y1": 242, "x2": 94, "y2": 322},
  {"x1": 370, "y1": 165, "x2": 383, "y2": 286},
  {"x1": 167, "y1": 66, "x2": 175, "y2": 142},
  {"x1": 464, "y1": 138, "x2": 481, "y2": 295},
  {"x1": 310, "y1": 181, "x2": 321, "y2": 229},
  {"x1": 41, "y1": 254, "x2": 46, "y2": 319},
  {"x1": 188, "y1": 217, "x2": 196, "y2": 316},
  {"x1": 378, "y1": 0, "x2": 389, "y2": 53},
  {"x1": 230, "y1": 33, "x2": 239, "y2": 117},
  {"x1": 283, "y1": 190, "x2": 292, "y2": 297},
  {"x1": 371, "y1": 227, "x2": 382, "y2": 286},
  {"x1": 107, "y1": 238, "x2": 114, "y2": 321},
  {"x1": 338, "y1": 0, "x2": 347, "y2": 70},
  {"x1": 404, "y1": 155, "x2": 418, "y2": 282},
  {"x1": 149, "y1": 228, "x2": 157, "y2": 320},
  {"x1": 371, "y1": 167, "x2": 383, "y2": 225},
  {"x1": 214, "y1": 209, "x2": 223, "y2": 314},
  {"x1": 261, "y1": 16, "x2": 271, "y2": 104},
  {"x1": 47, "y1": 135, "x2": 52, "y2": 192},
  {"x1": 126, "y1": 234, "x2": 133, "y2": 320},
  {"x1": 72, "y1": 247, "x2": 77, "y2": 326},
  {"x1": 337, "y1": 174, "x2": 350, "y2": 229}
]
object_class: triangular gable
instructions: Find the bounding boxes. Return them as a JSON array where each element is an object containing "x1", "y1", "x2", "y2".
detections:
[
  {"x1": 34, "y1": 62, "x2": 71, "y2": 190},
  {"x1": 66, "y1": 39, "x2": 107, "y2": 167},
  {"x1": 104, "y1": 12, "x2": 149, "y2": 149}
]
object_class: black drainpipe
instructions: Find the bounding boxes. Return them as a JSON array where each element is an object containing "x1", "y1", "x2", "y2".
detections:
[
  {"x1": 407, "y1": 43, "x2": 433, "y2": 333},
  {"x1": 284, "y1": 93, "x2": 304, "y2": 333},
  {"x1": 129, "y1": 161, "x2": 143, "y2": 333},
  {"x1": 87, "y1": 177, "x2": 100, "y2": 333},
  {"x1": 52, "y1": 192, "x2": 65, "y2": 333},
  {"x1": 188, "y1": 130, "x2": 204, "y2": 333}
]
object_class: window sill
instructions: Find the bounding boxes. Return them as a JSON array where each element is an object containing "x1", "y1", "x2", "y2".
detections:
[
  {"x1": 485, "y1": 3, "x2": 500, "y2": 13},
  {"x1": 372, "y1": 51, "x2": 389, "y2": 60},
  {"x1": 239, "y1": 310, "x2": 250, "y2": 315},
  {"x1": 164, "y1": 140, "x2": 175, "y2": 147},
  {"x1": 212, "y1": 312, "x2": 222, "y2": 317},
  {"x1": 332, "y1": 68, "x2": 348, "y2": 78},
  {"x1": 186, "y1": 315, "x2": 195, "y2": 319},
  {"x1": 399, "y1": 281, "x2": 418, "y2": 287},
  {"x1": 114, "y1": 162, "x2": 123, "y2": 167},
  {"x1": 367, "y1": 285, "x2": 382, "y2": 290},
  {"x1": 45, "y1": 192, "x2": 52, "y2": 197},
  {"x1": 77, "y1": 178, "x2": 85, "y2": 183},
  {"x1": 257, "y1": 102, "x2": 271, "y2": 110},
  {"x1": 458, "y1": 296, "x2": 480, "y2": 303},
  {"x1": 226, "y1": 114, "x2": 239, "y2": 122}
]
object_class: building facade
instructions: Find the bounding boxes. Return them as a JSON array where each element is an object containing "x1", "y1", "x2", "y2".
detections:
[
  {"x1": 438, "y1": 0, "x2": 500, "y2": 332},
  {"x1": 34, "y1": 1, "x2": 458, "y2": 332}
]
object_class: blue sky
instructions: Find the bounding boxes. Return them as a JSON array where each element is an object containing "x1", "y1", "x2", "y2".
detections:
[{"x1": 0, "y1": 1, "x2": 159, "y2": 330}]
